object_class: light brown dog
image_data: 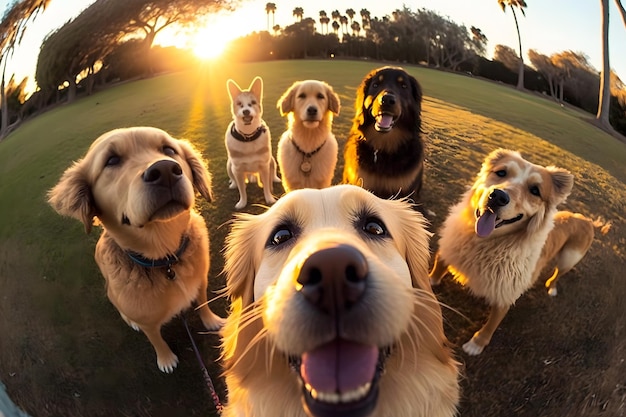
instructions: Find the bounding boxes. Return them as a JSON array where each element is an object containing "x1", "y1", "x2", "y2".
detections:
[
  {"x1": 430, "y1": 149, "x2": 597, "y2": 356},
  {"x1": 48, "y1": 126, "x2": 224, "y2": 373},
  {"x1": 222, "y1": 185, "x2": 459, "y2": 417},
  {"x1": 225, "y1": 76, "x2": 279, "y2": 210},
  {"x1": 276, "y1": 80, "x2": 340, "y2": 192}
]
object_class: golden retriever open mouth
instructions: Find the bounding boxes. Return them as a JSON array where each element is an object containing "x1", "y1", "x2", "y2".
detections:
[{"x1": 221, "y1": 185, "x2": 459, "y2": 417}]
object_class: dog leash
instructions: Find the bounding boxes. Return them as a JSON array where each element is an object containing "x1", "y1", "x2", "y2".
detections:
[{"x1": 182, "y1": 315, "x2": 224, "y2": 414}]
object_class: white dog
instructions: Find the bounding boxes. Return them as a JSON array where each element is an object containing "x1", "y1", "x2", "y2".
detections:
[{"x1": 226, "y1": 76, "x2": 280, "y2": 209}]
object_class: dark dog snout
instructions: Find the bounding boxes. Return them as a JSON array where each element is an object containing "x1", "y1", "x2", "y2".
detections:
[
  {"x1": 380, "y1": 93, "x2": 396, "y2": 106},
  {"x1": 243, "y1": 109, "x2": 251, "y2": 116},
  {"x1": 296, "y1": 243, "x2": 368, "y2": 315},
  {"x1": 143, "y1": 160, "x2": 183, "y2": 188},
  {"x1": 306, "y1": 106, "x2": 318, "y2": 117},
  {"x1": 487, "y1": 189, "x2": 510, "y2": 209}
]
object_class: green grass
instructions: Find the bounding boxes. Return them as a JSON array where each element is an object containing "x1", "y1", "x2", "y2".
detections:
[{"x1": 1, "y1": 59, "x2": 625, "y2": 417}]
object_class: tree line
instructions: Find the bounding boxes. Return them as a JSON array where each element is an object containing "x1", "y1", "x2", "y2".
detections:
[{"x1": 2, "y1": 0, "x2": 626, "y2": 139}]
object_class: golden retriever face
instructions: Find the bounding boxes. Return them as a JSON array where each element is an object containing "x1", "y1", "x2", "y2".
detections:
[
  {"x1": 223, "y1": 185, "x2": 458, "y2": 417},
  {"x1": 48, "y1": 127, "x2": 212, "y2": 251},
  {"x1": 471, "y1": 149, "x2": 573, "y2": 238},
  {"x1": 278, "y1": 80, "x2": 340, "y2": 129}
]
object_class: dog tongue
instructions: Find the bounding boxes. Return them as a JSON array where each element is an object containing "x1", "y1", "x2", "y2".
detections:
[
  {"x1": 376, "y1": 114, "x2": 394, "y2": 129},
  {"x1": 475, "y1": 210, "x2": 496, "y2": 237},
  {"x1": 301, "y1": 340, "x2": 378, "y2": 393}
]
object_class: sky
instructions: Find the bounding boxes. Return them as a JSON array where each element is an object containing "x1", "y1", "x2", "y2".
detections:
[{"x1": 3, "y1": 0, "x2": 626, "y2": 96}]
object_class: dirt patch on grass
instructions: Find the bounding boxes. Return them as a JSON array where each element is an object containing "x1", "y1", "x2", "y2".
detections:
[{"x1": 1, "y1": 96, "x2": 625, "y2": 417}]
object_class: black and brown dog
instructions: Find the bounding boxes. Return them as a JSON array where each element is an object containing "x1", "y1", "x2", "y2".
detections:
[{"x1": 343, "y1": 66, "x2": 424, "y2": 201}]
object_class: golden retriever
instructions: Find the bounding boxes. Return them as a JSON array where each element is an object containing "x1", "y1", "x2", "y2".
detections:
[
  {"x1": 276, "y1": 80, "x2": 340, "y2": 192},
  {"x1": 430, "y1": 149, "x2": 597, "y2": 355},
  {"x1": 47, "y1": 127, "x2": 224, "y2": 373},
  {"x1": 225, "y1": 76, "x2": 279, "y2": 209},
  {"x1": 221, "y1": 185, "x2": 459, "y2": 417}
]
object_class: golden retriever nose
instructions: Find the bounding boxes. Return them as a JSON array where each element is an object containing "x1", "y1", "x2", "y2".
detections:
[
  {"x1": 488, "y1": 189, "x2": 510, "y2": 208},
  {"x1": 306, "y1": 106, "x2": 318, "y2": 116},
  {"x1": 296, "y1": 243, "x2": 368, "y2": 314},
  {"x1": 143, "y1": 160, "x2": 183, "y2": 187}
]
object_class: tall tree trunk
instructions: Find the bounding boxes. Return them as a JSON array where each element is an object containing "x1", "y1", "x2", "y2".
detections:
[
  {"x1": 0, "y1": 58, "x2": 8, "y2": 139},
  {"x1": 597, "y1": 0, "x2": 611, "y2": 128},
  {"x1": 614, "y1": 0, "x2": 626, "y2": 26},
  {"x1": 510, "y1": 5, "x2": 525, "y2": 90}
]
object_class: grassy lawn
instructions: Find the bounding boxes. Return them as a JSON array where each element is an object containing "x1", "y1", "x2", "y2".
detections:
[{"x1": 0, "y1": 59, "x2": 624, "y2": 417}]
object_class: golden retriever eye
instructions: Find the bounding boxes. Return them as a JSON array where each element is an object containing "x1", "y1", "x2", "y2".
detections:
[
  {"x1": 317, "y1": 93, "x2": 325, "y2": 100},
  {"x1": 251, "y1": 100, "x2": 257, "y2": 105},
  {"x1": 105, "y1": 154, "x2": 121, "y2": 166},
  {"x1": 495, "y1": 169, "x2": 506, "y2": 178},
  {"x1": 269, "y1": 227, "x2": 294, "y2": 246},
  {"x1": 297, "y1": 93, "x2": 306, "y2": 99},
  {"x1": 163, "y1": 146, "x2": 177, "y2": 157},
  {"x1": 529, "y1": 185, "x2": 541, "y2": 197},
  {"x1": 363, "y1": 219, "x2": 386, "y2": 236}
]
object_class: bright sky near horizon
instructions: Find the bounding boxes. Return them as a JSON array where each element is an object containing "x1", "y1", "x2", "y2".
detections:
[{"x1": 3, "y1": 0, "x2": 626, "y2": 96}]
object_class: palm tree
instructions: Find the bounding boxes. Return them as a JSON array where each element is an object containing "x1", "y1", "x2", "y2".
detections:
[
  {"x1": 293, "y1": 7, "x2": 304, "y2": 22},
  {"x1": 360, "y1": 8, "x2": 371, "y2": 30},
  {"x1": 340, "y1": 15, "x2": 348, "y2": 35},
  {"x1": 346, "y1": 8, "x2": 355, "y2": 24},
  {"x1": 497, "y1": 0, "x2": 527, "y2": 90},
  {"x1": 331, "y1": 9, "x2": 340, "y2": 24},
  {"x1": 265, "y1": 3, "x2": 276, "y2": 32},
  {"x1": 273, "y1": 24, "x2": 281, "y2": 36},
  {"x1": 597, "y1": 0, "x2": 611, "y2": 128},
  {"x1": 0, "y1": 0, "x2": 51, "y2": 139},
  {"x1": 319, "y1": 10, "x2": 328, "y2": 34},
  {"x1": 331, "y1": 20, "x2": 340, "y2": 35},
  {"x1": 351, "y1": 21, "x2": 361, "y2": 36}
]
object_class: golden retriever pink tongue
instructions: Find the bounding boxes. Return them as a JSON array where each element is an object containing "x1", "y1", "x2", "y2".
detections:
[
  {"x1": 301, "y1": 339, "x2": 378, "y2": 393},
  {"x1": 475, "y1": 211, "x2": 496, "y2": 237}
]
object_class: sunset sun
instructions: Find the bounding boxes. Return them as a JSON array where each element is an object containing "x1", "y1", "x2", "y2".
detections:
[{"x1": 191, "y1": 25, "x2": 231, "y2": 60}]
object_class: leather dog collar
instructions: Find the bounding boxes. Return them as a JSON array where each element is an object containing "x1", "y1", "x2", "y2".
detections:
[{"x1": 230, "y1": 123, "x2": 267, "y2": 142}]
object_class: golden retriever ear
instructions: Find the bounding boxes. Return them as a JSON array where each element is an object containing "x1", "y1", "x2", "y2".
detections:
[
  {"x1": 179, "y1": 140, "x2": 213, "y2": 202},
  {"x1": 326, "y1": 83, "x2": 341, "y2": 115},
  {"x1": 47, "y1": 162, "x2": 97, "y2": 234},
  {"x1": 226, "y1": 79, "x2": 242, "y2": 101},
  {"x1": 277, "y1": 82, "x2": 298, "y2": 116},
  {"x1": 547, "y1": 166, "x2": 574, "y2": 204},
  {"x1": 390, "y1": 200, "x2": 432, "y2": 291},
  {"x1": 249, "y1": 76, "x2": 263, "y2": 100},
  {"x1": 224, "y1": 213, "x2": 259, "y2": 307}
]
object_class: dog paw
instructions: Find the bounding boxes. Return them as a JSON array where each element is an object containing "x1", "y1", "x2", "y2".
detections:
[
  {"x1": 265, "y1": 196, "x2": 277, "y2": 205},
  {"x1": 273, "y1": 175, "x2": 281, "y2": 183},
  {"x1": 548, "y1": 287, "x2": 558, "y2": 297},
  {"x1": 235, "y1": 200, "x2": 247, "y2": 210},
  {"x1": 201, "y1": 313, "x2": 226, "y2": 331},
  {"x1": 157, "y1": 352, "x2": 179, "y2": 373},
  {"x1": 228, "y1": 180, "x2": 236, "y2": 189},
  {"x1": 462, "y1": 338, "x2": 485, "y2": 356}
]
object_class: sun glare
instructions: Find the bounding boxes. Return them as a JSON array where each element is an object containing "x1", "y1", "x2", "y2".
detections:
[{"x1": 192, "y1": 25, "x2": 231, "y2": 60}]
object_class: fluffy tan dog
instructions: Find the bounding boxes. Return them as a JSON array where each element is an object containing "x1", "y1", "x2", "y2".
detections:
[
  {"x1": 222, "y1": 185, "x2": 459, "y2": 417},
  {"x1": 430, "y1": 149, "x2": 597, "y2": 356},
  {"x1": 48, "y1": 127, "x2": 224, "y2": 373},
  {"x1": 225, "y1": 76, "x2": 279, "y2": 209},
  {"x1": 276, "y1": 80, "x2": 340, "y2": 192}
]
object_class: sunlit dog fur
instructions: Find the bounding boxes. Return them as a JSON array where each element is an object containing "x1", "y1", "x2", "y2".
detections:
[
  {"x1": 430, "y1": 149, "x2": 597, "y2": 356},
  {"x1": 276, "y1": 80, "x2": 340, "y2": 192},
  {"x1": 226, "y1": 76, "x2": 280, "y2": 210},
  {"x1": 222, "y1": 185, "x2": 459, "y2": 417},
  {"x1": 48, "y1": 127, "x2": 224, "y2": 373}
]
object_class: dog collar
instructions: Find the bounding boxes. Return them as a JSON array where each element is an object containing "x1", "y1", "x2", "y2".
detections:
[
  {"x1": 230, "y1": 123, "x2": 267, "y2": 142},
  {"x1": 291, "y1": 137, "x2": 326, "y2": 174},
  {"x1": 126, "y1": 235, "x2": 190, "y2": 280}
]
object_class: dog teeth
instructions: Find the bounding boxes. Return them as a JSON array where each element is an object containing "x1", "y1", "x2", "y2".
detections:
[{"x1": 306, "y1": 382, "x2": 372, "y2": 404}]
